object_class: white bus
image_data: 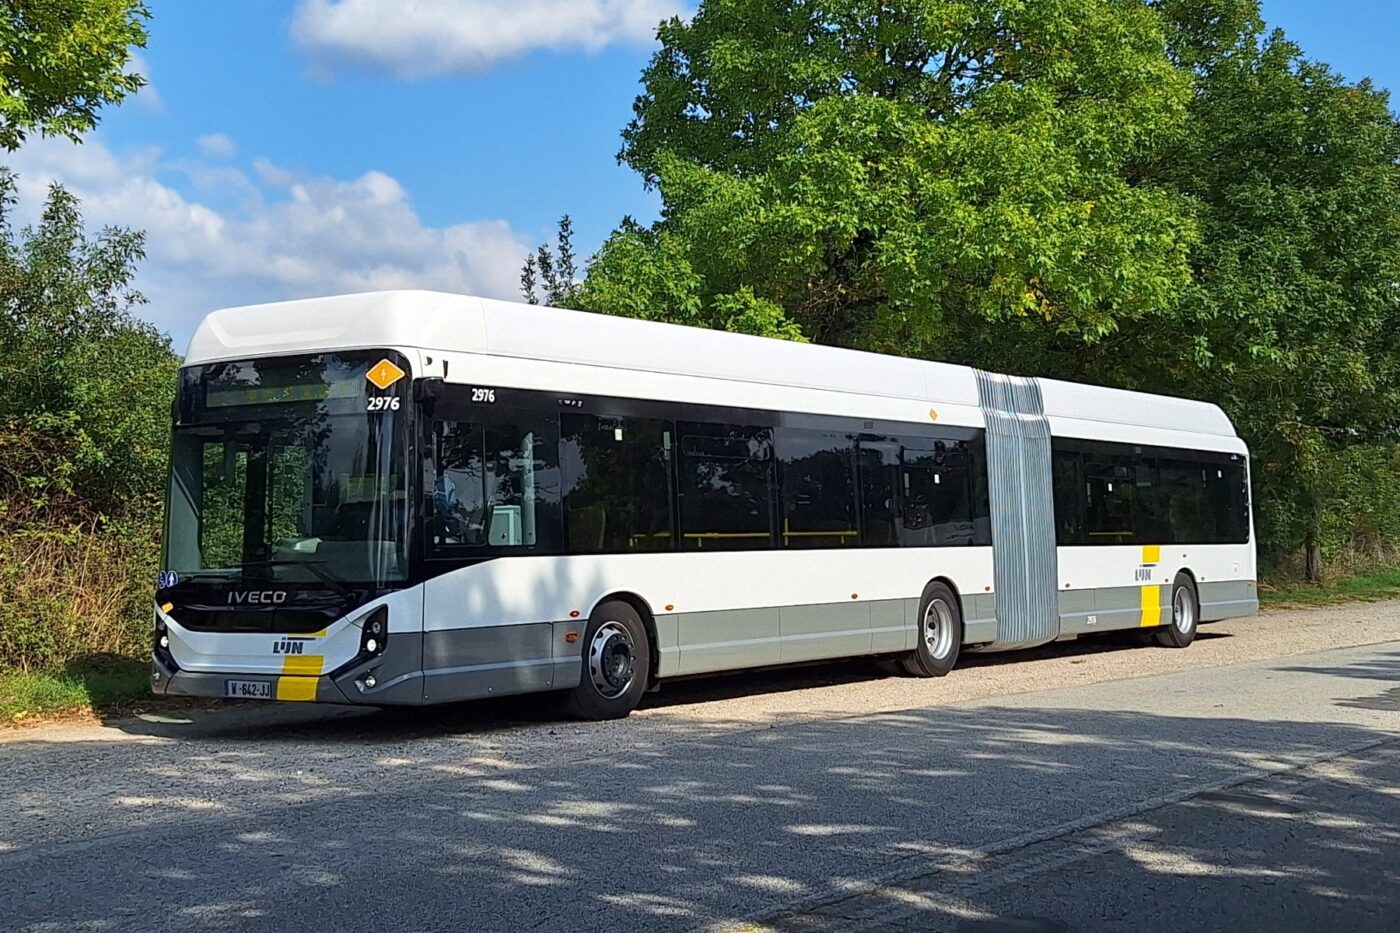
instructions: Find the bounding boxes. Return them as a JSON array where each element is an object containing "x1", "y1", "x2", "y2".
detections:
[{"x1": 154, "y1": 291, "x2": 1257, "y2": 719}]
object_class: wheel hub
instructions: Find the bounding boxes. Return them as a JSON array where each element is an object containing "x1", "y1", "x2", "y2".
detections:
[
  {"x1": 1174, "y1": 588, "x2": 1195, "y2": 635},
  {"x1": 588, "y1": 621, "x2": 636, "y2": 699},
  {"x1": 923, "y1": 598, "x2": 955, "y2": 660}
]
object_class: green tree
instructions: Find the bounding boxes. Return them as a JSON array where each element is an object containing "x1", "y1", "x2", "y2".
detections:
[
  {"x1": 578, "y1": 0, "x2": 1197, "y2": 353},
  {"x1": 522, "y1": 214, "x2": 582, "y2": 307},
  {"x1": 1135, "y1": 1, "x2": 1400, "y2": 579},
  {"x1": 0, "y1": 0, "x2": 150, "y2": 150},
  {"x1": 0, "y1": 169, "x2": 174, "y2": 514}
]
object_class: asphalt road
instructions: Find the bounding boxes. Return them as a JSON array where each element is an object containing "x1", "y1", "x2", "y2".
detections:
[{"x1": 3, "y1": 609, "x2": 1399, "y2": 932}]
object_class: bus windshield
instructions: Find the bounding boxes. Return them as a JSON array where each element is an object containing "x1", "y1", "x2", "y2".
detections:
[{"x1": 164, "y1": 352, "x2": 411, "y2": 588}]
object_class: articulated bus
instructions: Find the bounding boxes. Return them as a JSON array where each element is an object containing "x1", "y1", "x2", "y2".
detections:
[{"x1": 153, "y1": 291, "x2": 1257, "y2": 719}]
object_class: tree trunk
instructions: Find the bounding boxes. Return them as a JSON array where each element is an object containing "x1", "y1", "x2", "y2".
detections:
[{"x1": 1304, "y1": 494, "x2": 1325, "y2": 584}]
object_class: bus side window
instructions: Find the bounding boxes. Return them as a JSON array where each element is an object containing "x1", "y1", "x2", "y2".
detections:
[
  {"x1": 1051, "y1": 447, "x2": 1086, "y2": 545},
  {"x1": 430, "y1": 413, "x2": 561, "y2": 553},
  {"x1": 560, "y1": 414, "x2": 675, "y2": 553},
  {"x1": 1083, "y1": 450, "x2": 1135, "y2": 544},
  {"x1": 855, "y1": 439, "x2": 899, "y2": 547},
  {"x1": 899, "y1": 442, "x2": 973, "y2": 546},
  {"x1": 776, "y1": 430, "x2": 858, "y2": 549},
  {"x1": 431, "y1": 421, "x2": 486, "y2": 546},
  {"x1": 1206, "y1": 459, "x2": 1251, "y2": 544},
  {"x1": 676, "y1": 423, "x2": 776, "y2": 550}
]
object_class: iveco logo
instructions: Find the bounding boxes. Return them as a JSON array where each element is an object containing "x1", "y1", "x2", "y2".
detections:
[{"x1": 228, "y1": 591, "x2": 289, "y2": 605}]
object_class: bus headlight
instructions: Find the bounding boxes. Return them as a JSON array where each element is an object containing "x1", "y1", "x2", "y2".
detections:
[{"x1": 359, "y1": 607, "x2": 388, "y2": 659}]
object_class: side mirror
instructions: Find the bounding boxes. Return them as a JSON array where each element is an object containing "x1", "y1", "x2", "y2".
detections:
[{"x1": 413, "y1": 377, "x2": 445, "y2": 405}]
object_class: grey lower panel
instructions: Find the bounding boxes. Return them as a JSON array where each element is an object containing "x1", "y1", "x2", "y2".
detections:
[
  {"x1": 676, "y1": 595, "x2": 997, "y2": 676},
  {"x1": 680, "y1": 602, "x2": 897, "y2": 675},
  {"x1": 1199, "y1": 580, "x2": 1259, "y2": 622},
  {"x1": 779, "y1": 601, "x2": 873, "y2": 663},
  {"x1": 677, "y1": 607, "x2": 781, "y2": 675},
  {"x1": 655, "y1": 613, "x2": 681, "y2": 678},
  {"x1": 422, "y1": 658, "x2": 578, "y2": 703},
  {"x1": 1058, "y1": 585, "x2": 1165, "y2": 636},
  {"x1": 870, "y1": 600, "x2": 907, "y2": 654},
  {"x1": 964, "y1": 593, "x2": 998, "y2": 644},
  {"x1": 423, "y1": 621, "x2": 552, "y2": 671},
  {"x1": 420, "y1": 621, "x2": 583, "y2": 704}
]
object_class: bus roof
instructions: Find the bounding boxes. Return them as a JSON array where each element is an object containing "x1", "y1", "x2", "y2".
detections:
[{"x1": 185, "y1": 289, "x2": 1240, "y2": 439}]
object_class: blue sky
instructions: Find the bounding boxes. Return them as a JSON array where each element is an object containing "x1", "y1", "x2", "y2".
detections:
[{"x1": 7, "y1": 0, "x2": 1395, "y2": 349}]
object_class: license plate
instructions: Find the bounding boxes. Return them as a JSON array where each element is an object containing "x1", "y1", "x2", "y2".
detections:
[{"x1": 224, "y1": 679, "x2": 274, "y2": 699}]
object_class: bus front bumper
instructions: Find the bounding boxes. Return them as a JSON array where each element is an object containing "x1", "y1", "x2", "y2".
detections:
[{"x1": 150, "y1": 649, "x2": 426, "y2": 706}]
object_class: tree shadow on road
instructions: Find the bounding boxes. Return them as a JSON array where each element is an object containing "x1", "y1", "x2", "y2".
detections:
[{"x1": 2, "y1": 685, "x2": 1397, "y2": 932}]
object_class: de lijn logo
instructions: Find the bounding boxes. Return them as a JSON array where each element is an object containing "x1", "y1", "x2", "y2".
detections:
[{"x1": 157, "y1": 570, "x2": 180, "y2": 589}]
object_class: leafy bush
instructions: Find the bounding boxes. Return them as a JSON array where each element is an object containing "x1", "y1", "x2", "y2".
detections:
[{"x1": 0, "y1": 172, "x2": 177, "y2": 672}]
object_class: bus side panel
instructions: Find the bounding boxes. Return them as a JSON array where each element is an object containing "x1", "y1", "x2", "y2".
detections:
[
  {"x1": 418, "y1": 548, "x2": 994, "y2": 692},
  {"x1": 1055, "y1": 543, "x2": 1256, "y2": 633}
]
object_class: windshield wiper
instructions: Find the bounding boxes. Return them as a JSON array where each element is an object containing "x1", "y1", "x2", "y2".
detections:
[
  {"x1": 239, "y1": 559, "x2": 355, "y2": 599},
  {"x1": 177, "y1": 569, "x2": 242, "y2": 581}
]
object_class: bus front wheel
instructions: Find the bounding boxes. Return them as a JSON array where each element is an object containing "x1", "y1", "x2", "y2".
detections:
[
  {"x1": 563, "y1": 600, "x2": 651, "y2": 720},
  {"x1": 900, "y1": 581, "x2": 962, "y2": 677}
]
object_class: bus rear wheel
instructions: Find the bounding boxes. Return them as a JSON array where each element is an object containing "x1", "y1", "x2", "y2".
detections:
[
  {"x1": 1155, "y1": 574, "x2": 1198, "y2": 649},
  {"x1": 562, "y1": 600, "x2": 651, "y2": 721},
  {"x1": 900, "y1": 581, "x2": 962, "y2": 677}
]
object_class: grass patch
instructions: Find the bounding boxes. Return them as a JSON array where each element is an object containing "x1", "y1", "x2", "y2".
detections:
[
  {"x1": 0, "y1": 655, "x2": 150, "y2": 725},
  {"x1": 1260, "y1": 568, "x2": 1400, "y2": 607}
]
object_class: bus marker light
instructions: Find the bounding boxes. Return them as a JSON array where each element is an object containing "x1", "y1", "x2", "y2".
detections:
[
  {"x1": 365, "y1": 639, "x2": 378, "y2": 654},
  {"x1": 569, "y1": 610, "x2": 580, "y2": 618},
  {"x1": 160, "y1": 602, "x2": 174, "y2": 613},
  {"x1": 665, "y1": 604, "x2": 674, "y2": 612},
  {"x1": 851, "y1": 593, "x2": 858, "y2": 600},
  {"x1": 159, "y1": 635, "x2": 169, "y2": 649},
  {"x1": 564, "y1": 632, "x2": 579, "y2": 644}
]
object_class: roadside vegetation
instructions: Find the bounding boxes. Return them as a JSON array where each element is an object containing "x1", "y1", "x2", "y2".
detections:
[
  {"x1": 0, "y1": 656, "x2": 150, "y2": 725},
  {"x1": 1259, "y1": 569, "x2": 1400, "y2": 608},
  {"x1": 2, "y1": 1, "x2": 1400, "y2": 725}
]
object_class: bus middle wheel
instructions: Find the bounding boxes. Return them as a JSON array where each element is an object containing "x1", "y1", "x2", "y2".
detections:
[{"x1": 900, "y1": 581, "x2": 962, "y2": 677}]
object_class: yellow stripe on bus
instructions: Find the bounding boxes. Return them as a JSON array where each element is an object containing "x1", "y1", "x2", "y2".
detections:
[
  {"x1": 280, "y1": 654, "x2": 324, "y2": 676},
  {"x1": 276, "y1": 677, "x2": 318, "y2": 702},
  {"x1": 1139, "y1": 585, "x2": 1162, "y2": 627}
]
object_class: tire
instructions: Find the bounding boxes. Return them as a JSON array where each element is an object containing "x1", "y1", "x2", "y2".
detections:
[
  {"x1": 562, "y1": 600, "x2": 651, "y2": 720},
  {"x1": 899, "y1": 581, "x2": 962, "y2": 677},
  {"x1": 1155, "y1": 573, "x2": 1199, "y2": 648}
]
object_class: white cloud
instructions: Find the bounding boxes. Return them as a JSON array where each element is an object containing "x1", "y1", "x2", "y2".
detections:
[
  {"x1": 5, "y1": 135, "x2": 534, "y2": 349},
  {"x1": 196, "y1": 133, "x2": 237, "y2": 159},
  {"x1": 291, "y1": 0, "x2": 686, "y2": 78},
  {"x1": 127, "y1": 51, "x2": 162, "y2": 110}
]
